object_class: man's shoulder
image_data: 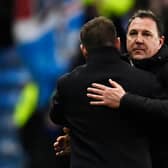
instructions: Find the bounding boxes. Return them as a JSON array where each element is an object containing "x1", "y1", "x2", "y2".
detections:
[
  {"x1": 58, "y1": 64, "x2": 86, "y2": 83},
  {"x1": 159, "y1": 62, "x2": 168, "y2": 88},
  {"x1": 131, "y1": 65, "x2": 155, "y2": 78},
  {"x1": 162, "y1": 61, "x2": 168, "y2": 71}
]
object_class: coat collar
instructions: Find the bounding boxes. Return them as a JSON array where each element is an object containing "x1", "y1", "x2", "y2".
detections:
[
  {"x1": 132, "y1": 44, "x2": 168, "y2": 70},
  {"x1": 122, "y1": 44, "x2": 168, "y2": 71},
  {"x1": 86, "y1": 46, "x2": 122, "y2": 64}
]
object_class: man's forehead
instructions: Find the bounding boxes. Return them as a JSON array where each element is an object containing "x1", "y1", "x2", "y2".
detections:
[{"x1": 128, "y1": 17, "x2": 158, "y2": 31}]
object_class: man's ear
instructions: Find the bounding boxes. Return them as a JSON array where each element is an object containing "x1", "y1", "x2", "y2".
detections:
[
  {"x1": 114, "y1": 37, "x2": 121, "y2": 50},
  {"x1": 159, "y1": 35, "x2": 165, "y2": 48},
  {"x1": 80, "y1": 44, "x2": 88, "y2": 59}
]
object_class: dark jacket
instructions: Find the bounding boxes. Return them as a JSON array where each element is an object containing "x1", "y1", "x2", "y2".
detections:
[
  {"x1": 120, "y1": 44, "x2": 168, "y2": 168},
  {"x1": 120, "y1": 44, "x2": 168, "y2": 117},
  {"x1": 50, "y1": 47, "x2": 162, "y2": 168}
]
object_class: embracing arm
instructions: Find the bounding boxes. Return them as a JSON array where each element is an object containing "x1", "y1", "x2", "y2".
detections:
[
  {"x1": 122, "y1": 63, "x2": 168, "y2": 118},
  {"x1": 120, "y1": 93, "x2": 168, "y2": 118},
  {"x1": 87, "y1": 79, "x2": 168, "y2": 118}
]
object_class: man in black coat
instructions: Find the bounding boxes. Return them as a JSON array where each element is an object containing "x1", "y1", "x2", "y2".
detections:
[
  {"x1": 87, "y1": 10, "x2": 168, "y2": 168},
  {"x1": 49, "y1": 16, "x2": 163, "y2": 168}
]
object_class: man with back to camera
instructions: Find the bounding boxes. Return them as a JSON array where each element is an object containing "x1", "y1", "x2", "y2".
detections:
[
  {"x1": 49, "y1": 16, "x2": 164, "y2": 168},
  {"x1": 87, "y1": 10, "x2": 168, "y2": 168}
]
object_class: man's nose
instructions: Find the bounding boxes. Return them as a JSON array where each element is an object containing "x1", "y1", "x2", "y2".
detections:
[{"x1": 135, "y1": 34, "x2": 144, "y2": 43}]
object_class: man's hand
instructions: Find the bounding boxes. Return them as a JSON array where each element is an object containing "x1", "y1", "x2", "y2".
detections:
[
  {"x1": 53, "y1": 127, "x2": 71, "y2": 156},
  {"x1": 87, "y1": 79, "x2": 126, "y2": 108}
]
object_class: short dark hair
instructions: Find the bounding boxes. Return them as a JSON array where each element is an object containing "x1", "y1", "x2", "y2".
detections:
[
  {"x1": 80, "y1": 16, "x2": 117, "y2": 50},
  {"x1": 127, "y1": 10, "x2": 164, "y2": 37}
]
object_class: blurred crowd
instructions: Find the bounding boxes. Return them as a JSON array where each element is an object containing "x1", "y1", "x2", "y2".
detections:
[{"x1": 0, "y1": 0, "x2": 168, "y2": 168}]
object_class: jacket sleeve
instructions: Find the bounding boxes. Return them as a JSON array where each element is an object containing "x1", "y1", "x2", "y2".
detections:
[
  {"x1": 120, "y1": 93, "x2": 168, "y2": 119},
  {"x1": 49, "y1": 91, "x2": 64, "y2": 125},
  {"x1": 49, "y1": 79, "x2": 69, "y2": 127}
]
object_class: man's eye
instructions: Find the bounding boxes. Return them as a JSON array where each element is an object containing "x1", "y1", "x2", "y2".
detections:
[
  {"x1": 129, "y1": 32, "x2": 137, "y2": 36},
  {"x1": 143, "y1": 33, "x2": 151, "y2": 36},
  {"x1": 142, "y1": 31, "x2": 152, "y2": 36}
]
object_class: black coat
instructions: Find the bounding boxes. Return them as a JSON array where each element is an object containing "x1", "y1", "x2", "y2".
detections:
[
  {"x1": 50, "y1": 47, "x2": 163, "y2": 168},
  {"x1": 120, "y1": 44, "x2": 168, "y2": 168}
]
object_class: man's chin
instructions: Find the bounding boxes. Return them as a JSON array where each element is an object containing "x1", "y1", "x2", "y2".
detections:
[{"x1": 132, "y1": 53, "x2": 146, "y2": 60}]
